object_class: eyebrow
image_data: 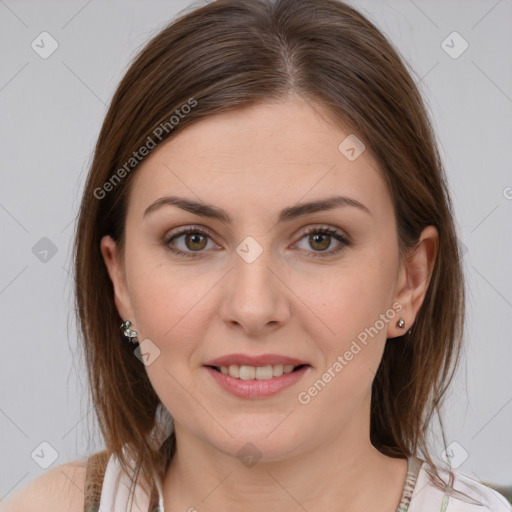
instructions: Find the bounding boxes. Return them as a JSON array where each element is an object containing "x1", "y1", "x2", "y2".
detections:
[{"x1": 143, "y1": 194, "x2": 371, "y2": 223}]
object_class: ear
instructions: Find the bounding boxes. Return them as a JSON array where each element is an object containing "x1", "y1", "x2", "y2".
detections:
[
  {"x1": 387, "y1": 225, "x2": 439, "y2": 338},
  {"x1": 100, "y1": 235, "x2": 135, "y2": 325}
]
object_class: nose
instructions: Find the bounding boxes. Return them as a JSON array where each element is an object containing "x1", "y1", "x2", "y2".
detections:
[{"x1": 219, "y1": 240, "x2": 291, "y2": 336}]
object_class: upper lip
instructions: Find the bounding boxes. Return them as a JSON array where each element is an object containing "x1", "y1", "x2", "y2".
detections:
[{"x1": 204, "y1": 353, "x2": 310, "y2": 367}]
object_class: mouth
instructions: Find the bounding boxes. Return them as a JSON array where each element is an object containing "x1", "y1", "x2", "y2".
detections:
[
  {"x1": 203, "y1": 358, "x2": 311, "y2": 399},
  {"x1": 206, "y1": 363, "x2": 309, "y2": 381}
]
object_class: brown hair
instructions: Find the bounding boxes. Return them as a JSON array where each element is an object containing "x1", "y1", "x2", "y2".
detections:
[{"x1": 74, "y1": 0, "x2": 465, "y2": 503}]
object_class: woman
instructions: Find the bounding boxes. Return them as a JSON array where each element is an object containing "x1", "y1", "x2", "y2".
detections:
[{"x1": 3, "y1": 0, "x2": 510, "y2": 511}]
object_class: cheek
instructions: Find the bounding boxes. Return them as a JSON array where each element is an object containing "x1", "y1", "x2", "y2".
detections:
[
  {"x1": 125, "y1": 251, "x2": 218, "y2": 378},
  {"x1": 299, "y1": 254, "x2": 396, "y2": 399},
  {"x1": 296, "y1": 277, "x2": 390, "y2": 421},
  {"x1": 130, "y1": 271, "x2": 211, "y2": 348},
  {"x1": 308, "y1": 260, "x2": 392, "y2": 339},
  {"x1": 125, "y1": 257, "x2": 213, "y2": 417}
]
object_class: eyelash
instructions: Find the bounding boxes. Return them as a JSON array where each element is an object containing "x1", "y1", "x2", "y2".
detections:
[{"x1": 163, "y1": 225, "x2": 350, "y2": 259}]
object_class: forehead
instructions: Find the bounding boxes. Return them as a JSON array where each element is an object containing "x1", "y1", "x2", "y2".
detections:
[{"x1": 127, "y1": 98, "x2": 392, "y2": 220}]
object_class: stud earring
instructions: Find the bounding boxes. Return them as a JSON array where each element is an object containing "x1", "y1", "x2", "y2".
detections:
[
  {"x1": 120, "y1": 320, "x2": 139, "y2": 345},
  {"x1": 396, "y1": 318, "x2": 412, "y2": 336}
]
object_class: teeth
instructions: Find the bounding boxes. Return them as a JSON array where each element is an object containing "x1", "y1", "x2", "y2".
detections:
[
  {"x1": 216, "y1": 363, "x2": 301, "y2": 380},
  {"x1": 239, "y1": 365, "x2": 255, "y2": 380},
  {"x1": 272, "y1": 364, "x2": 283, "y2": 377},
  {"x1": 228, "y1": 364, "x2": 239, "y2": 378}
]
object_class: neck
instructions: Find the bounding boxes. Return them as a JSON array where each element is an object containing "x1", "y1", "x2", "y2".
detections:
[{"x1": 161, "y1": 422, "x2": 408, "y2": 512}]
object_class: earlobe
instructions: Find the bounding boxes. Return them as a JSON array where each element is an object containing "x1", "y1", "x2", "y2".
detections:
[
  {"x1": 100, "y1": 235, "x2": 134, "y2": 323},
  {"x1": 389, "y1": 226, "x2": 439, "y2": 338}
]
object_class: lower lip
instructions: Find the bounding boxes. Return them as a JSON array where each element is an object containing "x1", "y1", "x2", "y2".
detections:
[{"x1": 204, "y1": 366, "x2": 310, "y2": 399}]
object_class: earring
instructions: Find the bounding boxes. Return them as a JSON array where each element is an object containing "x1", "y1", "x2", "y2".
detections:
[
  {"x1": 396, "y1": 318, "x2": 412, "y2": 336},
  {"x1": 120, "y1": 320, "x2": 139, "y2": 345}
]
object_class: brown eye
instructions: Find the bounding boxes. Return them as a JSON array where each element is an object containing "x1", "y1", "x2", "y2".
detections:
[
  {"x1": 164, "y1": 225, "x2": 350, "y2": 259},
  {"x1": 184, "y1": 232, "x2": 208, "y2": 251},
  {"x1": 164, "y1": 227, "x2": 215, "y2": 257},
  {"x1": 308, "y1": 232, "x2": 331, "y2": 251},
  {"x1": 295, "y1": 226, "x2": 350, "y2": 257}
]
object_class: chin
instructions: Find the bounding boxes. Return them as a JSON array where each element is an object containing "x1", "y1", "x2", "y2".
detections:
[{"x1": 201, "y1": 418, "x2": 308, "y2": 464}]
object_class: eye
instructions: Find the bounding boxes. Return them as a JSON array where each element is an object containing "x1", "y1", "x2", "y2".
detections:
[
  {"x1": 163, "y1": 226, "x2": 219, "y2": 258},
  {"x1": 163, "y1": 225, "x2": 350, "y2": 258},
  {"x1": 294, "y1": 225, "x2": 350, "y2": 257}
]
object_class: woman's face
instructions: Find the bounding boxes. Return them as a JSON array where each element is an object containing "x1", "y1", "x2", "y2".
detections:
[{"x1": 101, "y1": 97, "x2": 435, "y2": 461}]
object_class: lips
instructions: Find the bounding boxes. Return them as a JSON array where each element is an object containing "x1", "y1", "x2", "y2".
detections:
[
  {"x1": 203, "y1": 353, "x2": 311, "y2": 398},
  {"x1": 205, "y1": 365, "x2": 309, "y2": 398}
]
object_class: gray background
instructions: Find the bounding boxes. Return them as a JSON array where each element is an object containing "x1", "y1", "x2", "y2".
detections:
[{"x1": 1, "y1": 0, "x2": 511, "y2": 501}]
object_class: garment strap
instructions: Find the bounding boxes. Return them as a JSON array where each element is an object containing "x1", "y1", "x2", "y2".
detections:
[
  {"x1": 83, "y1": 450, "x2": 110, "y2": 512},
  {"x1": 396, "y1": 456, "x2": 423, "y2": 512}
]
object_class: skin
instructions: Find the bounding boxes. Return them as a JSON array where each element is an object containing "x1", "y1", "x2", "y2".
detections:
[{"x1": 101, "y1": 96, "x2": 438, "y2": 512}]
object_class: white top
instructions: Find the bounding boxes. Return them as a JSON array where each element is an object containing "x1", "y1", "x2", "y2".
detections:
[
  {"x1": 407, "y1": 464, "x2": 511, "y2": 512},
  {"x1": 96, "y1": 449, "x2": 164, "y2": 512},
  {"x1": 96, "y1": 450, "x2": 511, "y2": 512}
]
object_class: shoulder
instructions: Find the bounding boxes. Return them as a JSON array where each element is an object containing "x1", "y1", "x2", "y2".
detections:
[
  {"x1": 450, "y1": 471, "x2": 512, "y2": 511},
  {"x1": 0, "y1": 453, "x2": 108, "y2": 512},
  {"x1": 411, "y1": 462, "x2": 512, "y2": 511}
]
